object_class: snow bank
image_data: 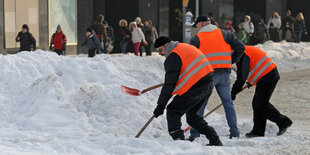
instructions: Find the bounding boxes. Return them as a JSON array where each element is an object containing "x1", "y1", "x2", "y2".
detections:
[
  {"x1": 256, "y1": 41, "x2": 310, "y2": 72},
  {"x1": 0, "y1": 41, "x2": 309, "y2": 154}
]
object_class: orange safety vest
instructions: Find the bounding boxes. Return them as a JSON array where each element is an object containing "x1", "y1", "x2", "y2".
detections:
[
  {"x1": 244, "y1": 45, "x2": 277, "y2": 86},
  {"x1": 197, "y1": 28, "x2": 232, "y2": 69},
  {"x1": 170, "y1": 43, "x2": 214, "y2": 96}
]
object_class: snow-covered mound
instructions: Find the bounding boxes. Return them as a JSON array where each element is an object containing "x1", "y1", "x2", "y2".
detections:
[
  {"x1": 0, "y1": 41, "x2": 309, "y2": 154},
  {"x1": 257, "y1": 41, "x2": 310, "y2": 72}
]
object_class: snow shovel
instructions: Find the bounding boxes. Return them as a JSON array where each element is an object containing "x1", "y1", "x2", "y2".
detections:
[
  {"x1": 184, "y1": 83, "x2": 250, "y2": 133},
  {"x1": 135, "y1": 115, "x2": 155, "y2": 138},
  {"x1": 121, "y1": 83, "x2": 164, "y2": 96}
]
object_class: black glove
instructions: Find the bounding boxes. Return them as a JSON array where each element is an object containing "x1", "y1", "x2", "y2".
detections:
[
  {"x1": 153, "y1": 104, "x2": 166, "y2": 118},
  {"x1": 231, "y1": 92, "x2": 236, "y2": 101},
  {"x1": 50, "y1": 46, "x2": 53, "y2": 50},
  {"x1": 246, "y1": 82, "x2": 253, "y2": 89}
]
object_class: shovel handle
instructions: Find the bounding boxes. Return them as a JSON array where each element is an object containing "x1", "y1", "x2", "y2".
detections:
[
  {"x1": 140, "y1": 83, "x2": 164, "y2": 94},
  {"x1": 135, "y1": 115, "x2": 155, "y2": 138},
  {"x1": 184, "y1": 84, "x2": 250, "y2": 133}
]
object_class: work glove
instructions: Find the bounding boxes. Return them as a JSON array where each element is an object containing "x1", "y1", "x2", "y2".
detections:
[
  {"x1": 231, "y1": 92, "x2": 237, "y2": 101},
  {"x1": 153, "y1": 104, "x2": 166, "y2": 118}
]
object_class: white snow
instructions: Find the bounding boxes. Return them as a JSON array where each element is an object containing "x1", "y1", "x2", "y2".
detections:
[{"x1": 0, "y1": 41, "x2": 309, "y2": 154}]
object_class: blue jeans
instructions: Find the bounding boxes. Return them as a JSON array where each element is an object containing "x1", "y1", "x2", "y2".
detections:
[
  {"x1": 294, "y1": 31, "x2": 303, "y2": 43},
  {"x1": 120, "y1": 41, "x2": 128, "y2": 54},
  {"x1": 190, "y1": 72, "x2": 240, "y2": 138}
]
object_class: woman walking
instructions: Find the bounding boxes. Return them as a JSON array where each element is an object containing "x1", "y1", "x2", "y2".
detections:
[
  {"x1": 129, "y1": 22, "x2": 147, "y2": 56},
  {"x1": 294, "y1": 12, "x2": 307, "y2": 42}
]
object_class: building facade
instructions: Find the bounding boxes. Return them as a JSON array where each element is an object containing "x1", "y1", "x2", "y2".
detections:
[{"x1": 0, "y1": 0, "x2": 309, "y2": 55}]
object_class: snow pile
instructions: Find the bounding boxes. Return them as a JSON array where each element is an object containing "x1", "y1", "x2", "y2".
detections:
[
  {"x1": 0, "y1": 41, "x2": 309, "y2": 154},
  {"x1": 256, "y1": 40, "x2": 310, "y2": 72}
]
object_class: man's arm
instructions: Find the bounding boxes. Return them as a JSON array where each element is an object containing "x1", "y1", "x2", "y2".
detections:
[
  {"x1": 190, "y1": 35, "x2": 200, "y2": 49},
  {"x1": 231, "y1": 54, "x2": 250, "y2": 95},
  {"x1": 222, "y1": 30, "x2": 245, "y2": 64},
  {"x1": 157, "y1": 53, "x2": 182, "y2": 107}
]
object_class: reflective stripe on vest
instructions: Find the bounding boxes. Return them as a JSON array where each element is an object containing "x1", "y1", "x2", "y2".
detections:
[
  {"x1": 197, "y1": 29, "x2": 232, "y2": 69},
  {"x1": 178, "y1": 55, "x2": 206, "y2": 80},
  {"x1": 169, "y1": 43, "x2": 214, "y2": 96},
  {"x1": 245, "y1": 45, "x2": 277, "y2": 85},
  {"x1": 173, "y1": 61, "x2": 211, "y2": 93}
]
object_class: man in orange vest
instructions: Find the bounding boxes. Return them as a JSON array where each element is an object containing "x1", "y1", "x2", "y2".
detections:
[
  {"x1": 153, "y1": 36, "x2": 223, "y2": 146},
  {"x1": 231, "y1": 45, "x2": 293, "y2": 138},
  {"x1": 189, "y1": 14, "x2": 245, "y2": 140}
]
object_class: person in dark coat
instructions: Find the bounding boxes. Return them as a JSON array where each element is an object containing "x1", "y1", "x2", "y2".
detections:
[
  {"x1": 253, "y1": 19, "x2": 269, "y2": 44},
  {"x1": 118, "y1": 19, "x2": 131, "y2": 54},
  {"x1": 91, "y1": 14, "x2": 108, "y2": 53},
  {"x1": 294, "y1": 12, "x2": 307, "y2": 43},
  {"x1": 153, "y1": 36, "x2": 223, "y2": 146},
  {"x1": 81, "y1": 28, "x2": 104, "y2": 58},
  {"x1": 231, "y1": 45, "x2": 293, "y2": 138},
  {"x1": 142, "y1": 20, "x2": 155, "y2": 56},
  {"x1": 281, "y1": 10, "x2": 295, "y2": 40},
  {"x1": 15, "y1": 24, "x2": 36, "y2": 52},
  {"x1": 269, "y1": 23, "x2": 280, "y2": 42},
  {"x1": 282, "y1": 22, "x2": 294, "y2": 42},
  {"x1": 50, "y1": 25, "x2": 67, "y2": 55}
]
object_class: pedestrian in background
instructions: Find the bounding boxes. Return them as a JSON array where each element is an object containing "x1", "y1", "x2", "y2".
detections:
[
  {"x1": 118, "y1": 19, "x2": 131, "y2": 54},
  {"x1": 224, "y1": 22, "x2": 236, "y2": 35},
  {"x1": 16, "y1": 24, "x2": 36, "y2": 52},
  {"x1": 238, "y1": 23, "x2": 248, "y2": 44},
  {"x1": 294, "y1": 12, "x2": 307, "y2": 42},
  {"x1": 129, "y1": 22, "x2": 147, "y2": 56},
  {"x1": 81, "y1": 28, "x2": 104, "y2": 58},
  {"x1": 269, "y1": 23, "x2": 280, "y2": 42},
  {"x1": 143, "y1": 20, "x2": 158, "y2": 56},
  {"x1": 254, "y1": 19, "x2": 269, "y2": 44},
  {"x1": 239, "y1": 15, "x2": 254, "y2": 44},
  {"x1": 50, "y1": 25, "x2": 67, "y2": 55},
  {"x1": 281, "y1": 10, "x2": 295, "y2": 40}
]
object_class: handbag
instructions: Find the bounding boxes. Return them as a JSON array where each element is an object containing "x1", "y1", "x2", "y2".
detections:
[{"x1": 106, "y1": 41, "x2": 113, "y2": 54}]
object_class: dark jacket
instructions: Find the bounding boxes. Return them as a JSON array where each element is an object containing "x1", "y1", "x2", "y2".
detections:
[
  {"x1": 142, "y1": 26, "x2": 153, "y2": 43},
  {"x1": 269, "y1": 27, "x2": 280, "y2": 42},
  {"x1": 91, "y1": 21, "x2": 108, "y2": 43},
  {"x1": 254, "y1": 23, "x2": 269, "y2": 44},
  {"x1": 81, "y1": 30, "x2": 104, "y2": 52},
  {"x1": 190, "y1": 25, "x2": 245, "y2": 73},
  {"x1": 157, "y1": 41, "x2": 214, "y2": 107},
  {"x1": 294, "y1": 19, "x2": 307, "y2": 33},
  {"x1": 106, "y1": 26, "x2": 115, "y2": 43},
  {"x1": 281, "y1": 16, "x2": 295, "y2": 31},
  {"x1": 118, "y1": 27, "x2": 132, "y2": 42},
  {"x1": 15, "y1": 26, "x2": 36, "y2": 51},
  {"x1": 231, "y1": 53, "x2": 278, "y2": 95}
]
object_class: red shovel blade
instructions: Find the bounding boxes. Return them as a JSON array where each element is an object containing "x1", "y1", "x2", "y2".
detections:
[{"x1": 121, "y1": 85, "x2": 141, "y2": 96}]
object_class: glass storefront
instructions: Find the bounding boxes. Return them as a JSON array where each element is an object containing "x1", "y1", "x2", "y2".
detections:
[{"x1": 48, "y1": 0, "x2": 77, "y2": 44}]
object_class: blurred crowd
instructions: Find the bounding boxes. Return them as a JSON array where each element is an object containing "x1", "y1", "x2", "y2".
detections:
[{"x1": 221, "y1": 10, "x2": 307, "y2": 45}]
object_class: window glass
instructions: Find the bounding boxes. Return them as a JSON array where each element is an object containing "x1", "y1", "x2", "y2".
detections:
[{"x1": 49, "y1": 0, "x2": 77, "y2": 44}]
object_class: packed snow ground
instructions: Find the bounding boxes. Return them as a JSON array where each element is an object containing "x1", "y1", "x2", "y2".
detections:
[{"x1": 0, "y1": 41, "x2": 309, "y2": 154}]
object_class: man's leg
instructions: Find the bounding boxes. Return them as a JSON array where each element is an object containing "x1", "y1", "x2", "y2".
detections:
[
  {"x1": 215, "y1": 72, "x2": 239, "y2": 137},
  {"x1": 253, "y1": 76, "x2": 292, "y2": 135},
  {"x1": 186, "y1": 82, "x2": 222, "y2": 145},
  {"x1": 189, "y1": 77, "x2": 215, "y2": 139}
]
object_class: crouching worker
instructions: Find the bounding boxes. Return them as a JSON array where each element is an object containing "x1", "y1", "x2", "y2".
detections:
[
  {"x1": 231, "y1": 45, "x2": 293, "y2": 138},
  {"x1": 153, "y1": 36, "x2": 223, "y2": 146}
]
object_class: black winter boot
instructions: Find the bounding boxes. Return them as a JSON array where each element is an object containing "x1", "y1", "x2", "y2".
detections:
[
  {"x1": 245, "y1": 132, "x2": 264, "y2": 138},
  {"x1": 169, "y1": 129, "x2": 185, "y2": 140},
  {"x1": 207, "y1": 136, "x2": 223, "y2": 146},
  {"x1": 277, "y1": 119, "x2": 293, "y2": 136}
]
